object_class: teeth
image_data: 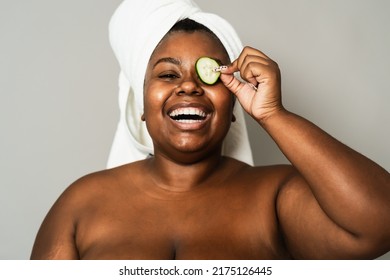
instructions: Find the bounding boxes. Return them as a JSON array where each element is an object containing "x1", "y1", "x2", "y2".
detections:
[
  {"x1": 169, "y1": 107, "x2": 207, "y2": 118},
  {"x1": 175, "y1": 119, "x2": 203, "y2": 123}
]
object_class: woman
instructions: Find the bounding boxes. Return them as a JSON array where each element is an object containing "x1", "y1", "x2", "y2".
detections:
[{"x1": 31, "y1": 1, "x2": 390, "y2": 260}]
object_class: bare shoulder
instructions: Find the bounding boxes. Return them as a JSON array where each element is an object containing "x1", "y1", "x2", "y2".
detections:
[
  {"x1": 230, "y1": 159, "x2": 297, "y2": 192},
  {"x1": 57, "y1": 160, "x2": 145, "y2": 206},
  {"x1": 30, "y1": 162, "x2": 141, "y2": 259},
  {"x1": 217, "y1": 158, "x2": 297, "y2": 207},
  {"x1": 39, "y1": 164, "x2": 132, "y2": 215}
]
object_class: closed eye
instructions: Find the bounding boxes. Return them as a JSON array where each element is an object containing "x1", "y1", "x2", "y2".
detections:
[{"x1": 159, "y1": 73, "x2": 180, "y2": 80}]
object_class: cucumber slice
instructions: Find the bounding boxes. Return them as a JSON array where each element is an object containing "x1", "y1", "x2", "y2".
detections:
[{"x1": 195, "y1": 57, "x2": 220, "y2": 85}]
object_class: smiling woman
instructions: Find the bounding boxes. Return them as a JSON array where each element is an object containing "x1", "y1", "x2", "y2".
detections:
[
  {"x1": 30, "y1": 0, "x2": 390, "y2": 260},
  {"x1": 105, "y1": 0, "x2": 253, "y2": 168}
]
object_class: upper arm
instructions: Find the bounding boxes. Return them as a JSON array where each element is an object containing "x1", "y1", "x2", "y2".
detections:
[
  {"x1": 30, "y1": 184, "x2": 82, "y2": 259},
  {"x1": 276, "y1": 171, "x2": 367, "y2": 259}
]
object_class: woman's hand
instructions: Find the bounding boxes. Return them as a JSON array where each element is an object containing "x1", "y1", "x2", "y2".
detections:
[{"x1": 220, "y1": 46, "x2": 284, "y2": 123}]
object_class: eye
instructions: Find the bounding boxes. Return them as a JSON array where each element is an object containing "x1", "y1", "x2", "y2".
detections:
[{"x1": 158, "y1": 72, "x2": 180, "y2": 80}]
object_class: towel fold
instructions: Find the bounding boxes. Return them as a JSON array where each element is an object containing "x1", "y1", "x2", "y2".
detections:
[{"x1": 107, "y1": 0, "x2": 253, "y2": 168}]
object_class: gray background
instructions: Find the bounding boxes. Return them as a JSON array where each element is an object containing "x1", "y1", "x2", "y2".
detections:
[{"x1": 0, "y1": 0, "x2": 389, "y2": 259}]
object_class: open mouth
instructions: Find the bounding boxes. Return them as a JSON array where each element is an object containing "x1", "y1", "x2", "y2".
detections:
[{"x1": 168, "y1": 107, "x2": 208, "y2": 123}]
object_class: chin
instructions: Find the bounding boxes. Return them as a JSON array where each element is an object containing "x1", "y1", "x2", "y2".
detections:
[
  {"x1": 174, "y1": 144, "x2": 211, "y2": 156},
  {"x1": 158, "y1": 141, "x2": 223, "y2": 164},
  {"x1": 173, "y1": 136, "x2": 222, "y2": 154}
]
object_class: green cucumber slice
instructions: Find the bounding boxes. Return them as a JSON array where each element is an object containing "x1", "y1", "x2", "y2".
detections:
[{"x1": 195, "y1": 57, "x2": 220, "y2": 85}]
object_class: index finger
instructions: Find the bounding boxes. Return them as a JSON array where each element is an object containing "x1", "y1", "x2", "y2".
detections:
[
  {"x1": 217, "y1": 46, "x2": 271, "y2": 74},
  {"x1": 236, "y1": 46, "x2": 271, "y2": 69}
]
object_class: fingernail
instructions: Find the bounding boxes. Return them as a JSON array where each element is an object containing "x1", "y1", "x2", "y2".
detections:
[{"x1": 213, "y1": 65, "x2": 228, "y2": 72}]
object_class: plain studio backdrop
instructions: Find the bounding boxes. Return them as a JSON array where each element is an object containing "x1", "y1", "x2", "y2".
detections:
[{"x1": 0, "y1": 0, "x2": 389, "y2": 260}]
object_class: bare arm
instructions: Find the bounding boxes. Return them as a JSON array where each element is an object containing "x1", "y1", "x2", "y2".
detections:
[
  {"x1": 220, "y1": 46, "x2": 390, "y2": 259},
  {"x1": 31, "y1": 185, "x2": 80, "y2": 259},
  {"x1": 268, "y1": 110, "x2": 390, "y2": 258}
]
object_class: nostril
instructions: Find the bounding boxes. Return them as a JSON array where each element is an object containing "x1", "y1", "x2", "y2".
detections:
[
  {"x1": 176, "y1": 89, "x2": 202, "y2": 96},
  {"x1": 176, "y1": 80, "x2": 203, "y2": 95}
]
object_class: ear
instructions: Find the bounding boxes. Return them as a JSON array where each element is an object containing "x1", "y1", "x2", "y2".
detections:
[{"x1": 141, "y1": 114, "x2": 146, "y2": 121}]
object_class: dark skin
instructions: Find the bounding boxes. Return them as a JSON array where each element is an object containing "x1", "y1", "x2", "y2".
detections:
[{"x1": 31, "y1": 31, "x2": 390, "y2": 260}]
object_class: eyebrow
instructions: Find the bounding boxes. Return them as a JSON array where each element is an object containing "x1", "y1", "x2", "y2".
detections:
[{"x1": 153, "y1": 57, "x2": 181, "y2": 69}]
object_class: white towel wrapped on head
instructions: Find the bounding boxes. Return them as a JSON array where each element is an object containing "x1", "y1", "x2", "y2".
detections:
[{"x1": 107, "y1": 0, "x2": 253, "y2": 168}]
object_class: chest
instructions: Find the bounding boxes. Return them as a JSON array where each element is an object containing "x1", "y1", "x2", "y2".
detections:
[{"x1": 76, "y1": 186, "x2": 285, "y2": 259}]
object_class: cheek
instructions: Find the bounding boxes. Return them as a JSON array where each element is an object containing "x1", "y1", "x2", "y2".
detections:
[
  {"x1": 209, "y1": 88, "x2": 235, "y2": 116},
  {"x1": 143, "y1": 83, "x2": 169, "y2": 116}
]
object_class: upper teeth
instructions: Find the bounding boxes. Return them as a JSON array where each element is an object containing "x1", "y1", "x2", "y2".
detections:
[{"x1": 169, "y1": 107, "x2": 206, "y2": 118}]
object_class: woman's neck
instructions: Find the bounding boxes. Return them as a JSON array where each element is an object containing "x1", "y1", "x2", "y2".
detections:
[{"x1": 145, "y1": 151, "x2": 226, "y2": 192}]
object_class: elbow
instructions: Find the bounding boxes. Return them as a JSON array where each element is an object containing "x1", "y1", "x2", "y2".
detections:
[{"x1": 354, "y1": 226, "x2": 390, "y2": 259}]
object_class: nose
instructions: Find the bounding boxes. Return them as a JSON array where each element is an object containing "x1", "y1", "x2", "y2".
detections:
[{"x1": 175, "y1": 76, "x2": 204, "y2": 96}]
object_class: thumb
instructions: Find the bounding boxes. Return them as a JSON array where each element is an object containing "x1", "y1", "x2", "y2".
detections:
[
  {"x1": 219, "y1": 62, "x2": 257, "y2": 112},
  {"x1": 219, "y1": 60, "x2": 245, "y2": 95},
  {"x1": 220, "y1": 72, "x2": 257, "y2": 115},
  {"x1": 220, "y1": 73, "x2": 245, "y2": 95}
]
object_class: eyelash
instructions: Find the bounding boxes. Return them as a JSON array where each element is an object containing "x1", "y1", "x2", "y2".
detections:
[
  {"x1": 159, "y1": 73, "x2": 179, "y2": 79},
  {"x1": 157, "y1": 67, "x2": 182, "y2": 80}
]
